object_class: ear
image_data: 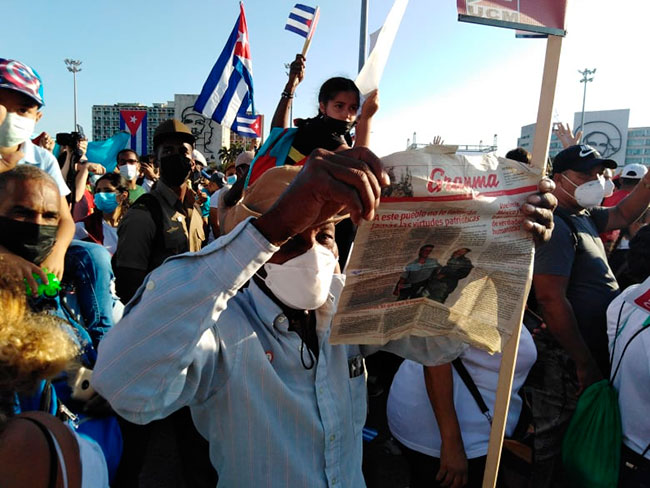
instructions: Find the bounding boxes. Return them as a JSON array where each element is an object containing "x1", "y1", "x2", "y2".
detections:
[
  {"x1": 35, "y1": 111, "x2": 43, "y2": 123},
  {"x1": 117, "y1": 190, "x2": 129, "y2": 205},
  {"x1": 318, "y1": 101, "x2": 326, "y2": 115}
]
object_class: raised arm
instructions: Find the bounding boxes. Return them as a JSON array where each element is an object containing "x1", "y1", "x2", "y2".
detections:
[
  {"x1": 271, "y1": 54, "x2": 305, "y2": 129},
  {"x1": 353, "y1": 90, "x2": 379, "y2": 148}
]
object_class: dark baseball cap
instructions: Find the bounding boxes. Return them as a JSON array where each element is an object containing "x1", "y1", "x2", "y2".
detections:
[
  {"x1": 0, "y1": 59, "x2": 44, "y2": 106},
  {"x1": 552, "y1": 144, "x2": 617, "y2": 174},
  {"x1": 153, "y1": 119, "x2": 195, "y2": 148}
]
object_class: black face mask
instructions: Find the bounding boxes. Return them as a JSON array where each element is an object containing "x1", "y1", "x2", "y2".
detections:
[
  {"x1": 319, "y1": 114, "x2": 355, "y2": 136},
  {"x1": 0, "y1": 216, "x2": 57, "y2": 265},
  {"x1": 160, "y1": 154, "x2": 192, "y2": 187}
]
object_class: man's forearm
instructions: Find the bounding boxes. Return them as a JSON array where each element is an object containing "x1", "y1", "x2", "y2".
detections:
[
  {"x1": 608, "y1": 179, "x2": 650, "y2": 230},
  {"x1": 538, "y1": 296, "x2": 595, "y2": 367}
]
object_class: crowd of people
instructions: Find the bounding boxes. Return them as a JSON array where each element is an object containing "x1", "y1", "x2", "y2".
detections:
[{"x1": 0, "y1": 52, "x2": 647, "y2": 488}]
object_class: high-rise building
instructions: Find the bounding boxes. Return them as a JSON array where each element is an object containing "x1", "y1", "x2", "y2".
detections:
[
  {"x1": 93, "y1": 96, "x2": 263, "y2": 163},
  {"x1": 517, "y1": 109, "x2": 650, "y2": 168},
  {"x1": 92, "y1": 102, "x2": 175, "y2": 156}
]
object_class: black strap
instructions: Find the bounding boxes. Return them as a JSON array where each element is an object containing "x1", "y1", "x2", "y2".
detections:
[
  {"x1": 21, "y1": 416, "x2": 59, "y2": 488},
  {"x1": 452, "y1": 358, "x2": 492, "y2": 424},
  {"x1": 553, "y1": 207, "x2": 582, "y2": 254}
]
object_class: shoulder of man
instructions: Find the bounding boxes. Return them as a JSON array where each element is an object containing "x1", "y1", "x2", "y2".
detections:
[{"x1": 534, "y1": 211, "x2": 577, "y2": 276}]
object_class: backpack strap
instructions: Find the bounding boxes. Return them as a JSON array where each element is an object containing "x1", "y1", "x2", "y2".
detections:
[
  {"x1": 610, "y1": 305, "x2": 650, "y2": 383},
  {"x1": 7, "y1": 411, "x2": 83, "y2": 488},
  {"x1": 130, "y1": 193, "x2": 165, "y2": 272},
  {"x1": 553, "y1": 207, "x2": 582, "y2": 254},
  {"x1": 452, "y1": 358, "x2": 492, "y2": 424}
]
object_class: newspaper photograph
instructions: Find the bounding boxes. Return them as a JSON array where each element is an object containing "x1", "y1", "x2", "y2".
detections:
[{"x1": 330, "y1": 144, "x2": 541, "y2": 354}]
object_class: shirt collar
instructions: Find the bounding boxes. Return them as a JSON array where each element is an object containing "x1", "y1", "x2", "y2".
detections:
[
  {"x1": 153, "y1": 179, "x2": 183, "y2": 210},
  {"x1": 247, "y1": 279, "x2": 285, "y2": 332},
  {"x1": 18, "y1": 139, "x2": 36, "y2": 164}
]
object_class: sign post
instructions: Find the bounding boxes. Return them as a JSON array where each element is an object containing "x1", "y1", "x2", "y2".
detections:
[{"x1": 455, "y1": 2, "x2": 567, "y2": 486}]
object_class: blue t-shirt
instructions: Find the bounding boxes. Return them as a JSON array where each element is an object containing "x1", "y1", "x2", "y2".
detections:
[{"x1": 18, "y1": 139, "x2": 70, "y2": 196}]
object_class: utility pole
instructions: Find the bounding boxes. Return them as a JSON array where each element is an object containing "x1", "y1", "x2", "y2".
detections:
[
  {"x1": 578, "y1": 68, "x2": 596, "y2": 134},
  {"x1": 64, "y1": 59, "x2": 82, "y2": 131},
  {"x1": 359, "y1": 0, "x2": 369, "y2": 71}
]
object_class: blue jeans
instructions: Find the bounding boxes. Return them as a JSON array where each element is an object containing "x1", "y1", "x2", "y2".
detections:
[{"x1": 63, "y1": 239, "x2": 117, "y2": 349}]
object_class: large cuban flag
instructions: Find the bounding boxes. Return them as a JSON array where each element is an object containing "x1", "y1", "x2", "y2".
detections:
[
  {"x1": 194, "y1": 2, "x2": 256, "y2": 138},
  {"x1": 119, "y1": 110, "x2": 148, "y2": 156}
]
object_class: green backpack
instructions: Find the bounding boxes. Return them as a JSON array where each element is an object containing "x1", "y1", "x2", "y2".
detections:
[{"x1": 562, "y1": 306, "x2": 650, "y2": 487}]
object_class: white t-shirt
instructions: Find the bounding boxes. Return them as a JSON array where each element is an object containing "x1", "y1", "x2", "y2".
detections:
[
  {"x1": 607, "y1": 278, "x2": 650, "y2": 459},
  {"x1": 74, "y1": 429, "x2": 109, "y2": 488},
  {"x1": 209, "y1": 187, "x2": 223, "y2": 209},
  {"x1": 74, "y1": 220, "x2": 119, "y2": 255},
  {"x1": 387, "y1": 328, "x2": 536, "y2": 459},
  {"x1": 18, "y1": 139, "x2": 70, "y2": 196}
]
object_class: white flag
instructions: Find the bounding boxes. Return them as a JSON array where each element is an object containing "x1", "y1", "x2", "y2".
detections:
[{"x1": 355, "y1": 0, "x2": 409, "y2": 96}]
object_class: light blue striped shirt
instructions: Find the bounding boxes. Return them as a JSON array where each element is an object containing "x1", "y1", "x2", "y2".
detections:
[{"x1": 93, "y1": 219, "x2": 467, "y2": 487}]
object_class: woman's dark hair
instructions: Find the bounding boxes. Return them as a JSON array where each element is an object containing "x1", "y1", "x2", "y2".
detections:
[
  {"x1": 627, "y1": 224, "x2": 650, "y2": 283},
  {"x1": 94, "y1": 173, "x2": 131, "y2": 209},
  {"x1": 318, "y1": 77, "x2": 360, "y2": 108}
]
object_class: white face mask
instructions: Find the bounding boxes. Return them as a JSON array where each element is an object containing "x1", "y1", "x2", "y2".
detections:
[
  {"x1": 562, "y1": 173, "x2": 605, "y2": 209},
  {"x1": 0, "y1": 112, "x2": 36, "y2": 147},
  {"x1": 262, "y1": 244, "x2": 337, "y2": 310},
  {"x1": 119, "y1": 163, "x2": 138, "y2": 181},
  {"x1": 603, "y1": 178, "x2": 615, "y2": 198}
]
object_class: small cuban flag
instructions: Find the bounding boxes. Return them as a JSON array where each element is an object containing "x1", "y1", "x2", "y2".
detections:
[
  {"x1": 235, "y1": 114, "x2": 261, "y2": 138},
  {"x1": 285, "y1": 4, "x2": 320, "y2": 39},
  {"x1": 119, "y1": 110, "x2": 147, "y2": 156},
  {"x1": 194, "y1": 2, "x2": 255, "y2": 138}
]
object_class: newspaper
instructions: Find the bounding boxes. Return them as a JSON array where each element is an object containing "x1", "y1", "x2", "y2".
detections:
[{"x1": 330, "y1": 145, "x2": 540, "y2": 354}]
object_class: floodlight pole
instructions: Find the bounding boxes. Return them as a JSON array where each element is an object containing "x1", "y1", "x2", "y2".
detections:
[
  {"x1": 578, "y1": 68, "x2": 596, "y2": 134},
  {"x1": 64, "y1": 59, "x2": 83, "y2": 131},
  {"x1": 359, "y1": 0, "x2": 369, "y2": 71}
]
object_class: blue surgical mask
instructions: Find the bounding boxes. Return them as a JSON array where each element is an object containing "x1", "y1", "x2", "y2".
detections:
[
  {"x1": 227, "y1": 175, "x2": 237, "y2": 185},
  {"x1": 94, "y1": 192, "x2": 119, "y2": 213}
]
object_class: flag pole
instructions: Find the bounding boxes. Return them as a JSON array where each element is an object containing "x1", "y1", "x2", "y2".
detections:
[
  {"x1": 481, "y1": 34, "x2": 563, "y2": 488},
  {"x1": 300, "y1": 6, "x2": 320, "y2": 58},
  {"x1": 359, "y1": 0, "x2": 369, "y2": 71}
]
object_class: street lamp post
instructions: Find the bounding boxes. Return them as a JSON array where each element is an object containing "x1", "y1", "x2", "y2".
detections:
[
  {"x1": 359, "y1": 0, "x2": 369, "y2": 71},
  {"x1": 64, "y1": 59, "x2": 82, "y2": 131},
  {"x1": 578, "y1": 68, "x2": 596, "y2": 135}
]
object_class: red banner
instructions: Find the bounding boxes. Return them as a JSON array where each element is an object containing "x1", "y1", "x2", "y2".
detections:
[{"x1": 457, "y1": 0, "x2": 567, "y2": 36}]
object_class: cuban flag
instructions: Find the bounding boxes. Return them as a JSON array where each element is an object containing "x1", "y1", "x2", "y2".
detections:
[
  {"x1": 119, "y1": 110, "x2": 147, "y2": 156},
  {"x1": 285, "y1": 4, "x2": 319, "y2": 39},
  {"x1": 194, "y1": 2, "x2": 255, "y2": 138},
  {"x1": 235, "y1": 114, "x2": 261, "y2": 138}
]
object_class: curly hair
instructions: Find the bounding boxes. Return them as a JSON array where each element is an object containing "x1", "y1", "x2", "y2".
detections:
[{"x1": 0, "y1": 277, "x2": 78, "y2": 424}]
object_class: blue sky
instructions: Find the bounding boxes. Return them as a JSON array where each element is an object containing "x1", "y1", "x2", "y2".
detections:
[{"x1": 4, "y1": 0, "x2": 650, "y2": 157}]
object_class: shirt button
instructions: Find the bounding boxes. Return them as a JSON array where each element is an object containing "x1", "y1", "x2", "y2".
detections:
[
  {"x1": 145, "y1": 280, "x2": 155, "y2": 291},
  {"x1": 319, "y1": 388, "x2": 324, "y2": 394},
  {"x1": 329, "y1": 434, "x2": 336, "y2": 442},
  {"x1": 332, "y1": 478, "x2": 338, "y2": 484}
]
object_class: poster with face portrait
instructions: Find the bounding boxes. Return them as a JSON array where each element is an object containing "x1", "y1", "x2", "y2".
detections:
[
  {"x1": 174, "y1": 94, "x2": 231, "y2": 162},
  {"x1": 573, "y1": 109, "x2": 630, "y2": 168}
]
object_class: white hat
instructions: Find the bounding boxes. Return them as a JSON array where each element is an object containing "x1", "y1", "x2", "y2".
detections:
[
  {"x1": 621, "y1": 163, "x2": 648, "y2": 179},
  {"x1": 192, "y1": 149, "x2": 207, "y2": 167}
]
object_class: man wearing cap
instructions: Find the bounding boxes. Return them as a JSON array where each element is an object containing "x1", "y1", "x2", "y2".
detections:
[
  {"x1": 94, "y1": 146, "x2": 557, "y2": 487},
  {"x1": 0, "y1": 58, "x2": 75, "y2": 283},
  {"x1": 529, "y1": 144, "x2": 650, "y2": 487},
  {"x1": 113, "y1": 119, "x2": 205, "y2": 304}
]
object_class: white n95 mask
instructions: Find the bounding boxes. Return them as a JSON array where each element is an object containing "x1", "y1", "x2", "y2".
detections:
[
  {"x1": 262, "y1": 244, "x2": 337, "y2": 310},
  {"x1": 562, "y1": 173, "x2": 605, "y2": 209},
  {"x1": 119, "y1": 163, "x2": 139, "y2": 181},
  {"x1": 0, "y1": 112, "x2": 36, "y2": 147}
]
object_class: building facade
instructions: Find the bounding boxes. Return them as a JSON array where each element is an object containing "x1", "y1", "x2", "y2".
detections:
[
  {"x1": 92, "y1": 102, "x2": 175, "y2": 156},
  {"x1": 93, "y1": 96, "x2": 263, "y2": 164},
  {"x1": 518, "y1": 109, "x2": 650, "y2": 168}
]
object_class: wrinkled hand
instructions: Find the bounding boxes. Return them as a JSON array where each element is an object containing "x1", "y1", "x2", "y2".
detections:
[
  {"x1": 360, "y1": 90, "x2": 379, "y2": 120},
  {"x1": 0, "y1": 252, "x2": 50, "y2": 295},
  {"x1": 437, "y1": 441, "x2": 469, "y2": 488},
  {"x1": 522, "y1": 178, "x2": 557, "y2": 245},
  {"x1": 41, "y1": 249, "x2": 65, "y2": 281},
  {"x1": 256, "y1": 147, "x2": 389, "y2": 245},
  {"x1": 287, "y1": 54, "x2": 306, "y2": 90},
  {"x1": 553, "y1": 122, "x2": 582, "y2": 149}
]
